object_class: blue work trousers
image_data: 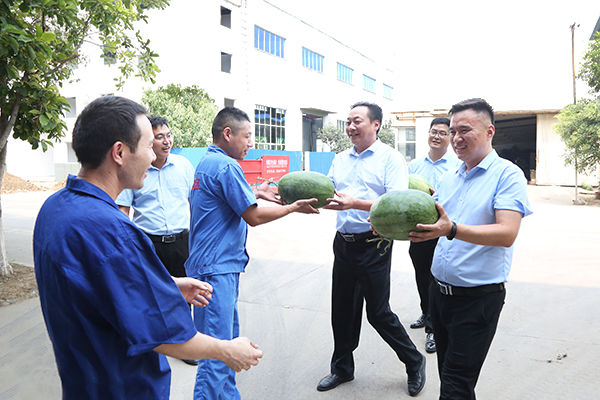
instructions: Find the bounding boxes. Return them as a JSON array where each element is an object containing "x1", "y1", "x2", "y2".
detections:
[{"x1": 193, "y1": 273, "x2": 241, "y2": 400}]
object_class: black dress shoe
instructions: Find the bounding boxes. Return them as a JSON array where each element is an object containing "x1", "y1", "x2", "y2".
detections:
[
  {"x1": 425, "y1": 333, "x2": 436, "y2": 353},
  {"x1": 407, "y1": 355, "x2": 426, "y2": 396},
  {"x1": 316, "y1": 373, "x2": 354, "y2": 392},
  {"x1": 182, "y1": 359, "x2": 199, "y2": 366},
  {"x1": 410, "y1": 314, "x2": 426, "y2": 329}
]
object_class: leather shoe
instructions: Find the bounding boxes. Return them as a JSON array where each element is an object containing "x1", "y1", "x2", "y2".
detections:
[
  {"x1": 182, "y1": 359, "x2": 199, "y2": 366},
  {"x1": 410, "y1": 314, "x2": 426, "y2": 329},
  {"x1": 407, "y1": 355, "x2": 426, "y2": 396},
  {"x1": 425, "y1": 332, "x2": 436, "y2": 353},
  {"x1": 316, "y1": 373, "x2": 354, "y2": 391}
]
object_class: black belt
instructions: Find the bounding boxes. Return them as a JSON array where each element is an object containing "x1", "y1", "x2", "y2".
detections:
[
  {"x1": 434, "y1": 278, "x2": 505, "y2": 297},
  {"x1": 337, "y1": 231, "x2": 376, "y2": 243},
  {"x1": 146, "y1": 229, "x2": 189, "y2": 244}
]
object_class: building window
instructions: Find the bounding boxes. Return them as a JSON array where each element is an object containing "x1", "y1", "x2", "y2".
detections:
[
  {"x1": 337, "y1": 120, "x2": 346, "y2": 132},
  {"x1": 302, "y1": 47, "x2": 323, "y2": 73},
  {"x1": 220, "y1": 6, "x2": 231, "y2": 28},
  {"x1": 255, "y1": 105, "x2": 286, "y2": 150},
  {"x1": 65, "y1": 97, "x2": 76, "y2": 118},
  {"x1": 337, "y1": 63, "x2": 353, "y2": 84},
  {"x1": 102, "y1": 46, "x2": 116, "y2": 65},
  {"x1": 254, "y1": 26, "x2": 285, "y2": 58},
  {"x1": 396, "y1": 127, "x2": 416, "y2": 162},
  {"x1": 224, "y1": 98, "x2": 235, "y2": 108},
  {"x1": 384, "y1": 84, "x2": 393, "y2": 99},
  {"x1": 363, "y1": 75, "x2": 375, "y2": 92},
  {"x1": 221, "y1": 52, "x2": 232, "y2": 73}
]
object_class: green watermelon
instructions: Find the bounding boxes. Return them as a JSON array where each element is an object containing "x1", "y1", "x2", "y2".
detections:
[
  {"x1": 369, "y1": 189, "x2": 439, "y2": 240},
  {"x1": 277, "y1": 171, "x2": 335, "y2": 208},
  {"x1": 409, "y1": 174, "x2": 434, "y2": 195}
]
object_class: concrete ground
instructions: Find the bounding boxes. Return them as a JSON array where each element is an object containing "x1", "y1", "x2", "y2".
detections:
[{"x1": 1, "y1": 185, "x2": 599, "y2": 399}]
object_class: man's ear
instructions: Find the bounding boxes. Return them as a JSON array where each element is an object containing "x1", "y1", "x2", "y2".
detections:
[
  {"x1": 222, "y1": 127, "x2": 232, "y2": 142},
  {"x1": 111, "y1": 141, "x2": 127, "y2": 166}
]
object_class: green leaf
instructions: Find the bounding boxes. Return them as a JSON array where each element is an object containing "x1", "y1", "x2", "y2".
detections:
[
  {"x1": 39, "y1": 32, "x2": 56, "y2": 43},
  {"x1": 39, "y1": 114, "x2": 49, "y2": 127}
]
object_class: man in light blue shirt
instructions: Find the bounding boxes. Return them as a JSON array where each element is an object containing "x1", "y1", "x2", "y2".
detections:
[
  {"x1": 407, "y1": 117, "x2": 460, "y2": 354},
  {"x1": 318, "y1": 102, "x2": 426, "y2": 397},
  {"x1": 410, "y1": 98, "x2": 532, "y2": 399}
]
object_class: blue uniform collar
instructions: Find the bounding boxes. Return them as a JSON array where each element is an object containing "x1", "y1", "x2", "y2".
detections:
[
  {"x1": 350, "y1": 139, "x2": 381, "y2": 157},
  {"x1": 66, "y1": 174, "x2": 119, "y2": 210},
  {"x1": 458, "y1": 150, "x2": 498, "y2": 177}
]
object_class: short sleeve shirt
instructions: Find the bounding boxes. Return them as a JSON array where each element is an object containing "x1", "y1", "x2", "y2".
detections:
[
  {"x1": 33, "y1": 175, "x2": 197, "y2": 400},
  {"x1": 185, "y1": 145, "x2": 257, "y2": 277}
]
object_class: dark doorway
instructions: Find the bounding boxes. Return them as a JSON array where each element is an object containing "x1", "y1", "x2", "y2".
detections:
[
  {"x1": 494, "y1": 115, "x2": 537, "y2": 182},
  {"x1": 302, "y1": 114, "x2": 323, "y2": 152}
]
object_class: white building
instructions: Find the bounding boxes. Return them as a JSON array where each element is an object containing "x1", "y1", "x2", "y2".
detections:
[{"x1": 8, "y1": 0, "x2": 397, "y2": 181}]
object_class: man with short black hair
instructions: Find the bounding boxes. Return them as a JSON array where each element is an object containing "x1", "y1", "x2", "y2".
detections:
[
  {"x1": 407, "y1": 117, "x2": 460, "y2": 354},
  {"x1": 186, "y1": 106, "x2": 318, "y2": 400},
  {"x1": 33, "y1": 96, "x2": 263, "y2": 400},
  {"x1": 318, "y1": 102, "x2": 426, "y2": 397},
  {"x1": 410, "y1": 98, "x2": 532, "y2": 399}
]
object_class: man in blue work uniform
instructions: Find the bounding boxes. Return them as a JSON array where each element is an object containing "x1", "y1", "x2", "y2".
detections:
[
  {"x1": 410, "y1": 98, "x2": 532, "y2": 399},
  {"x1": 407, "y1": 117, "x2": 460, "y2": 353},
  {"x1": 186, "y1": 107, "x2": 318, "y2": 400},
  {"x1": 318, "y1": 102, "x2": 426, "y2": 397},
  {"x1": 33, "y1": 96, "x2": 263, "y2": 400}
]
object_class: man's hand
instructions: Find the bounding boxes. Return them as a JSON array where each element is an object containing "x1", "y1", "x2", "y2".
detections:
[
  {"x1": 173, "y1": 277, "x2": 213, "y2": 308},
  {"x1": 289, "y1": 198, "x2": 320, "y2": 214},
  {"x1": 322, "y1": 190, "x2": 355, "y2": 211},
  {"x1": 408, "y1": 202, "x2": 452, "y2": 242},
  {"x1": 222, "y1": 337, "x2": 264, "y2": 372},
  {"x1": 255, "y1": 181, "x2": 284, "y2": 205}
]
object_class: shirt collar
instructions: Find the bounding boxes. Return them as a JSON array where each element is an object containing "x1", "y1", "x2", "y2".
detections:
[
  {"x1": 149, "y1": 154, "x2": 174, "y2": 171},
  {"x1": 65, "y1": 174, "x2": 118, "y2": 209},
  {"x1": 426, "y1": 149, "x2": 455, "y2": 164},
  {"x1": 350, "y1": 139, "x2": 381, "y2": 157},
  {"x1": 208, "y1": 143, "x2": 228, "y2": 156},
  {"x1": 458, "y1": 150, "x2": 498, "y2": 176}
]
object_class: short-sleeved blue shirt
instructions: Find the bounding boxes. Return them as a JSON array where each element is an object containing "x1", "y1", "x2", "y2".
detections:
[
  {"x1": 33, "y1": 175, "x2": 198, "y2": 400},
  {"x1": 116, "y1": 154, "x2": 195, "y2": 235},
  {"x1": 185, "y1": 145, "x2": 257, "y2": 277},
  {"x1": 432, "y1": 151, "x2": 533, "y2": 287}
]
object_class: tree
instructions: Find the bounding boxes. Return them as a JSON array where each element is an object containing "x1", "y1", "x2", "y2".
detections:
[
  {"x1": 141, "y1": 84, "x2": 218, "y2": 148},
  {"x1": 317, "y1": 123, "x2": 351, "y2": 153},
  {"x1": 378, "y1": 119, "x2": 396, "y2": 148},
  {"x1": 554, "y1": 99, "x2": 600, "y2": 184},
  {"x1": 578, "y1": 31, "x2": 600, "y2": 98},
  {"x1": 0, "y1": 0, "x2": 169, "y2": 277}
]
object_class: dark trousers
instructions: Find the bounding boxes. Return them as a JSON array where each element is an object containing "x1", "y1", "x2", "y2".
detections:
[
  {"x1": 330, "y1": 232, "x2": 422, "y2": 377},
  {"x1": 146, "y1": 231, "x2": 189, "y2": 278},
  {"x1": 408, "y1": 238, "x2": 438, "y2": 333},
  {"x1": 430, "y1": 282, "x2": 506, "y2": 400}
]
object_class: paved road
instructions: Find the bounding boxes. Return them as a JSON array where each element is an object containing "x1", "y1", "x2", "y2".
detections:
[{"x1": 1, "y1": 185, "x2": 599, "y2": 399}]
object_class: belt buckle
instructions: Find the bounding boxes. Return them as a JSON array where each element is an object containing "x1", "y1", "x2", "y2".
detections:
[
  {"x1": 437, "y1": 281, "x2": 453, "y2": 296},
  {"x1": 342, "y1": 234, "x2": 355, "y2": 242},
  {"x1": 162, "y1": 235, "x2": 176, "y2": 244}
]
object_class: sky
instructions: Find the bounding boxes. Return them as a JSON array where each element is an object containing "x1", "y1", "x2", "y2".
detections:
[{"x1": 268, "y1": 0, "x2": 600, "y2": 112}]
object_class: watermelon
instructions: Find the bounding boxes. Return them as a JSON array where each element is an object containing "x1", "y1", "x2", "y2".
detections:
[
  {"x1": 369, "y1": 189, "x2": 439, "y2": 241},
  {"x1": 409, "y1": 174, "x2": 433, "y2": 195},
  {"x1": 277, "y1": 171, "x2": 335, "y2": 208}
]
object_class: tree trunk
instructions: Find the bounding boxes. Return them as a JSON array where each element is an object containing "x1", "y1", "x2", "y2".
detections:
[{"x1": 0, "y1": 143, "x2": 12, "y2": 278}]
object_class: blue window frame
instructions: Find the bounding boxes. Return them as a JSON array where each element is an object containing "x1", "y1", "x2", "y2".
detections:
[
  {"x1": 254, "y1": 26, "x2": 285, "y2": 58},
  {"x1": 337, "y1": 63, "x2": 353, "y2": 84},
  {"x1": 363, "y1": 74, "x2": 375, "y2": 92},
  {"x1": 384, "y1": 84, "x2": 393, "y2": 99},
  {"x1": 302, "y1": 47, "x2": 324, "y2": 73}
]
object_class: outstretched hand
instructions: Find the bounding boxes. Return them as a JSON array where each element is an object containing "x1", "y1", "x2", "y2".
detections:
[
  {"x1": 255, "y1": 181, "x2": 284, "y2": 205},
  {"x1": 173, "y1": 277, "x2": 213, "y2": 307},
  {"x1": 290, "y1": 198, "x2": 320, "y2": 214},
  {"x1": 322, "y1": 190, "x2": 355, "y2": 211},
  {"x1": 408, "y1": 202, "x2": 452, "y2": 242}
]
